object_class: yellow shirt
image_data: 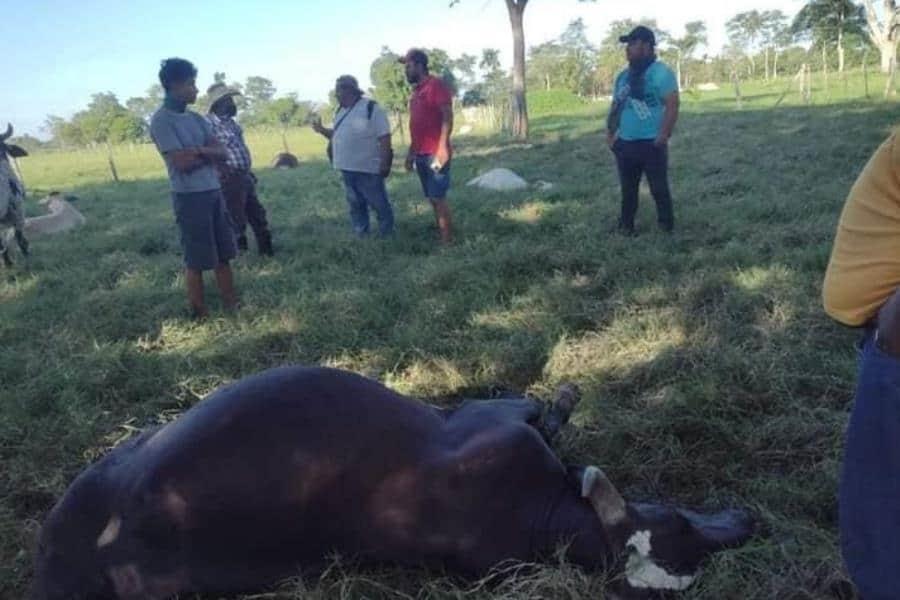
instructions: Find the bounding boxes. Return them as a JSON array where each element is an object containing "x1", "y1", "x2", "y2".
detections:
[{"x1": 823, "y1": 132, "x2": 900, "y2": 326}]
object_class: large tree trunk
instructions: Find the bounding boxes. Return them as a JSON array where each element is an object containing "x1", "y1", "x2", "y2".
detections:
[
  {"x1": 765, "y1": 47, "x2": 770, "y2": 81},
  {"x1": 506, "y1": 0, "x2": 529, "y2": 140},
  {"x1": 774, "y1": 51, "x2": 780, "y2": 80},
  {"x1": 863, "y1": 0, "x2": 900, "y2": 73}
]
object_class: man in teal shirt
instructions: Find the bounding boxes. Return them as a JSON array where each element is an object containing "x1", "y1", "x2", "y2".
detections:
[{"x1": 607, "y1": 26, "x2": 680, "y2": 234}]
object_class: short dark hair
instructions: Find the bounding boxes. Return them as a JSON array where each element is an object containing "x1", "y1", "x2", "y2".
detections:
[
  {"x1": 399, "y1": 48, "x2": 429, "y2": 69},
  {"x1": 158, "y1": 58, "x2": 198, "y2": 91}
]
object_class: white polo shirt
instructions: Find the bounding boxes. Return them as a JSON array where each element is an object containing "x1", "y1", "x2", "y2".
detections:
[{"x1": 332, "y1": 98, "x2": 391, "y2": 175}]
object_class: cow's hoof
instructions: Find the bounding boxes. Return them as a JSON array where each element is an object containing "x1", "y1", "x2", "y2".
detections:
[{"x1": 15, "y1": 231, "x2": 29, "y2": 256}]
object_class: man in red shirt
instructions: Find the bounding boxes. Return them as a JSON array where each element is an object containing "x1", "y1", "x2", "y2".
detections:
[{"x1": 400, "y1": 48, "x2": 454, "y2": 244}]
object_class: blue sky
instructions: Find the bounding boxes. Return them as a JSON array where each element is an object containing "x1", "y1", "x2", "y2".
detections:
[{"x1": 6, "y1": 0, "x2": 803, "y2": 138}]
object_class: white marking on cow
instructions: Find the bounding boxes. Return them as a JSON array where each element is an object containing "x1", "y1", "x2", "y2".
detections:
[
  {"x1": 624, "y1": 530, "x2": 695, "y2": 591},
  {"x1": 96, "y1": 515, "x2": 122, "y2": 548}
]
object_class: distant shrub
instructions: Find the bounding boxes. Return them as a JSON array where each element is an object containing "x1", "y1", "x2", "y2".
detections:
[{"x1": 527, "y1": 89, "x2": 587, "y2": 117}]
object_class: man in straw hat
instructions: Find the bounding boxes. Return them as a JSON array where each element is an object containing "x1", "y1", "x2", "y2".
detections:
[
  {"x1": 312, "y1": 75, "x2": 394, "y2": 237},
  {"x1": 206, "y1": 82, "x2": 274, "y2": 255}
]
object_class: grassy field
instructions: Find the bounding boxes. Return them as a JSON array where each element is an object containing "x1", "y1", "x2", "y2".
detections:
[{"x1": 2, "y1": 72, "x2": 898, "y2": 598}]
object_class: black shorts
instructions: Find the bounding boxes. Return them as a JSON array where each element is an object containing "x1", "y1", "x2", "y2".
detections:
[{"x1": 172, "y1": 190, "x2": 237, "y2": 270}]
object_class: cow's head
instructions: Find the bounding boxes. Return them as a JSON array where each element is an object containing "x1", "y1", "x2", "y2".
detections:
[
  {"x1": 1, "y1": 123, "x2": 28, "y2": 162},
  {"x1": 30, "y1": 474, "x2": 115, "y2": 600},
  {"x1": 582, "y1": 466, "x2": 754, "y2": 594}
]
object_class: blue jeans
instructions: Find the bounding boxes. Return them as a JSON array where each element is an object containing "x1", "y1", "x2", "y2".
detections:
[
  {"x1": 340, "y1": 171, "x2": 394, "y2": 237},
  {"x1": 840, "y1": 327, "x2": 900, "y2": 599}
]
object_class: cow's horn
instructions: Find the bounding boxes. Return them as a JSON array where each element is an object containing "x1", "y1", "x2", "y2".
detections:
[
  {"x1": 0, "y1": 123, "x2": 11, "y2": 141},
  {"x1": 582, "y1": 466, "x2": 628, "y2": 528}
]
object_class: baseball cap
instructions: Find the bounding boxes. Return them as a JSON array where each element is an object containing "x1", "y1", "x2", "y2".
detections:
[{"x1": 619, "y1": 25, "x2": 656, "y2": 46}]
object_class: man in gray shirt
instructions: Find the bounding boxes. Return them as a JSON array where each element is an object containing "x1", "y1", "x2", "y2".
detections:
[
  {"x1": 150, "y1": 58, "x2": 238, "y2": 319},
  {"x1": 313, "y1": 75, "x2": 394, "y2": 237}
]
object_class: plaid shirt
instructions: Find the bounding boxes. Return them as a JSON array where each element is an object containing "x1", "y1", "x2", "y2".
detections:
[{"x1": 207, "y1": 114, "x2": 252, "y2": 174}]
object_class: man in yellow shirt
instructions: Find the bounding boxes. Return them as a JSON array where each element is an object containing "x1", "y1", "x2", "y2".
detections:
[{"x1": 823, "y1": 130, "x2": 900, "y2": 599}]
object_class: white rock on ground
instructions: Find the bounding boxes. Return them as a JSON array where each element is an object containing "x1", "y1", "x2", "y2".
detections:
[
  {"x1": 466, "y1": 168, "x2": 529, "y2": 191},
  {"x1": 697, "y1": 82, "x2": 720, "y2": 91}
]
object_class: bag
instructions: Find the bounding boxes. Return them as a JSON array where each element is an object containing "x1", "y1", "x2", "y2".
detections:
[
  {"x1": 381, "y1": 147, "x2": 394, "y2": 178},
  {"x1": 326, "y1": 99, "x2": 377, "y2": 166}
]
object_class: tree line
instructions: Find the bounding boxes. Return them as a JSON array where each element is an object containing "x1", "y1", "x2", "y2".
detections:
[{"x1": 26, "y1": 0, "x2": 899, "y2": 151}]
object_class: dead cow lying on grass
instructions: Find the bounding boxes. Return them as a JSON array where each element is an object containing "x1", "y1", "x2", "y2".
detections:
[
  {"x1": 0, "y1": 123, "x2": 30, "y2": 266},
  {"x1": 32, "y1": 366, "x2": 754, "y2": 599},
  {"x1": 23, "y1": 193, "x2": 86, "y2": 237}
]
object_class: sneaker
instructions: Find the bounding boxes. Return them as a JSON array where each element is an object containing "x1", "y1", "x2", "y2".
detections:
[
  {"x1": 257, "y1": 233, "x2": 274, "y2": 256},
  {"x1": 610, "y1": 223, "x2": 636, "y2": 237}
]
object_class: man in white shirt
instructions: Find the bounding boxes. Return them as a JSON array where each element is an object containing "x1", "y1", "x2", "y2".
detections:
[{"x1": 313, "y1": 75, "x2": 394, "y2": 237}]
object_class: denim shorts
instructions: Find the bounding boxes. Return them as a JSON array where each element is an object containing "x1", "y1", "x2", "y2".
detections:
[
  {"x1": 172, "y1": 189, "x2": 237, "y2": 270},
  {"x1": 414, "y1": 154, "x2": 451, "y2": 199}
]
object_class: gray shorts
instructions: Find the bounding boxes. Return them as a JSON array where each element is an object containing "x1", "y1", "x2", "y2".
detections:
[{"x1": 172, "y1": 190, "x2": 237, "y2": 270}]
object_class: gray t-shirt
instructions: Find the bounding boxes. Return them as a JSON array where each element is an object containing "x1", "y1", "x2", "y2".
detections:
[
  {"x1": 332, "y1": 99, "x2": 391, "y2": 175},
  {"x1": 150, "y1": 107, "x2": 221, "y2": 193}
]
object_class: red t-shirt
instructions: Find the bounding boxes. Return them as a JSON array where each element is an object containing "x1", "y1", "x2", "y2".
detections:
[{"x1": 409, "y1": 75, "x2": 453, "y2": 156}]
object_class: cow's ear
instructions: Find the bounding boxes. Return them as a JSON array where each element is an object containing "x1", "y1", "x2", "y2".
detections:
[{"x1": 6, "y1": 145, "x2": 28, "y2": 158}]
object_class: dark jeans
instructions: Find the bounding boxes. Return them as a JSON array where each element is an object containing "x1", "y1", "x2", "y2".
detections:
[
  {"x1": 840, "y1": 327, "x2": 900, "y2": 599},
  {"x1": 612, "y1": 139, "x2": 674, "y2": 232},
  {"x1": 340, "y1": 170, "x2": 394, "y2": 237},
  {"x1": 220, "y1": 170, "x2": 272, "y2": 253}
]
